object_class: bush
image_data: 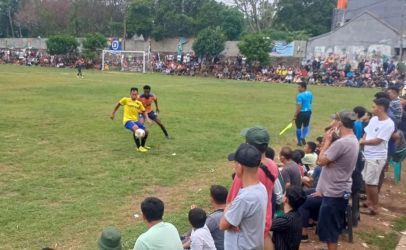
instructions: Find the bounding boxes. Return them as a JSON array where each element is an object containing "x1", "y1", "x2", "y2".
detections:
[
  {"x1": 82, "y1": 33, "x2": 107, "y2": 60},
  {"x1": 238, "y1": 33, "x2": 272, "y2": 65},
  {"x1": 46, "y1": 34, "x2": 78, "y2": 55}
]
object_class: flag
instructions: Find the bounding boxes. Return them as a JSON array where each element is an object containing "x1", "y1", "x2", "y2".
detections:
[
  {"x1": 279, "y1": 122, "x2": 293, "y2": 136},
  {"x1": 337, "y1": 0, "x2": 348, "y2": 10}
]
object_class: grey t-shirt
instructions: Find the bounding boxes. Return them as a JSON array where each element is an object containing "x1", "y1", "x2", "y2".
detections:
[
  {"x1": 316, "y1": 134, "x2": 359, "y2": 197},
  {"x1": 224, "y1": 183, "x2": 267, "y2": 250},
  {"x1": 206, "y1": 209, "x2": 224, "y2": 250},
  {"x1": 281, "y1": 161, "x2": 302, "y2": 186}
]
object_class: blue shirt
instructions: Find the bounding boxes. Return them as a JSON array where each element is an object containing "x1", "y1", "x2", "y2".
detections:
[
  {"x1": 354, "y1": 120, "x2": 364, "y2": 141},
  {"x1": 296, "y1": 91, "x2": 313, "y2": 112}
]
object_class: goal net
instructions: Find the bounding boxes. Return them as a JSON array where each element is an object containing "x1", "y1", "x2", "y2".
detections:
[{"x1": 101, "y1": 50, "x2": 146, "y2": 73}]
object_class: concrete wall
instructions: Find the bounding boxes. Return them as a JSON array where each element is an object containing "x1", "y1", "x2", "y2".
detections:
[
  {"x1": 306, "y1": 13, "x2": 401, "y2": 59},
  {"x1": 0, "y1": 37, "x2": 305, "y2": 58}
]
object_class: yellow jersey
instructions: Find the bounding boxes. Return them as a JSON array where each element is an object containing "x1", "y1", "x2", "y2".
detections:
[{"x1": 119, "y1": 97, "x2": 146, "y2": 124}]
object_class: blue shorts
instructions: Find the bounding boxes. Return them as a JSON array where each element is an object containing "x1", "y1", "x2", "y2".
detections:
[
  {"x1": 124, "y1": 121, "x2": 145, "y2": 131},
  {"x1": 316, "y1": 197, "x2": 348, "y2": 243},
  {"x1": 139, "y1": 111, "x2": 158, "y2": 121}
]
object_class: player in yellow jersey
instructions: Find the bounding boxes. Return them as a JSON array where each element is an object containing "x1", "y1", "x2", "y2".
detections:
[{"x1": 111, "y1": 87, "x2": 152, "y2": 152}]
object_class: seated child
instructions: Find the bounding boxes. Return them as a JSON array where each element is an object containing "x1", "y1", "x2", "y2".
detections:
[
  {"x1": 302, "y1": 142, "x2": 318, "y2": 173},
  {"x1": 188, "y1": 208, "x2": 216, "y2": 250}
]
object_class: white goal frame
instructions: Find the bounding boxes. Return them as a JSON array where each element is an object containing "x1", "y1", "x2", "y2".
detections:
[{"x1": 101, "y1": 50, "x2": 146, "y2": 73}]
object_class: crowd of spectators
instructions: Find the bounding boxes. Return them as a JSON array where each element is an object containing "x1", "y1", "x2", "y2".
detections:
[
  {"x1": 90, "y1": 83, "x2": 406, "y2": 250},
  {"x1": 152, "y1": 54, "x2": 406, "y2": 89},
  {"x1": 2, "y1": 48, "x2": 406, "y2": 89}
]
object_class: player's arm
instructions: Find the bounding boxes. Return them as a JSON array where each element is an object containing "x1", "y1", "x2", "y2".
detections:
[
  {"x1": 111, "y1": 103, "x2": 121, "y2": 120},
  {"x1": 154, "y1": 98, "x2": 160, "y2": 113},
  {"x1": 294, "y1": 95, "x2": 302, "y2": 120},
  {"x1": 294, "y1": 104, "x2": 301, "y2": 120}
]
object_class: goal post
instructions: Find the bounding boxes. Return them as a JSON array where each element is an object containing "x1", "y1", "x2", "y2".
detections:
[{"x1": 102, "y1": 50, "x2": 146, "y2": 73}]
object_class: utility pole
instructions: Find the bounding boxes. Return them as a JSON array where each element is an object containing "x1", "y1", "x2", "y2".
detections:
[{"x1": 122, "y1": 1, "x2": 128, "y2": 51}]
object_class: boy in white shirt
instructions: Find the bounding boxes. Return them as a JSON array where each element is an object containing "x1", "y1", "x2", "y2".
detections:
[{"x1": 189, "y1": 208, "x2": 217, "y2": 250}]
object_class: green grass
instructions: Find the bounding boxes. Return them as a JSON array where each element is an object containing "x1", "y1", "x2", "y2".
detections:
[
  {"x1": 0, "y1": 64, "x2": 376, "y2": 249},
  {"x1": 359, "y1": 230, "x2": 399, "y2": 250}
]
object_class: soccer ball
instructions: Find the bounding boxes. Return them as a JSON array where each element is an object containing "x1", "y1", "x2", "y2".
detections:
[{"x1": 134, "y1": 128, "x2": 146, "y2": 138}]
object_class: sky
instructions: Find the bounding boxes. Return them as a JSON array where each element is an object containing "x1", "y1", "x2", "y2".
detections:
[{"x1": 218, "y1": 0, "x2": 235, "y2": 6}]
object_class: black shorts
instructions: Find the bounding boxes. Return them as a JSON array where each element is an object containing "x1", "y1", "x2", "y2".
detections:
[
  {"x1": 295, "y1": 111, "x2": 312, "y2": 129},
  {"x1": 316, "y1": 197, "x2": 348, "y2": 243}
]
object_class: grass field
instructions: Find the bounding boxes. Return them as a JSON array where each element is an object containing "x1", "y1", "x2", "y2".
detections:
[{"x1": 0, "y1": 65, "x2": 377, "y2": 249}]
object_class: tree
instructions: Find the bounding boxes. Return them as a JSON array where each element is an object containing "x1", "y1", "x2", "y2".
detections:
[
  {"x1": 127, "y1": 0, "x2": 153, "y2": 39},
  {"x1": 0, "y1": 0, "x2": 19, "y2": 37},
  {"x1": 193, "y1": 27, "x2": 226, "y2": 59},
  {"x1": 46, "y1": 34, "x2": 78, "y2": 55},
  {"x1": 221, "y1": 7, "x2": 244, "y2": 40},
  {"x1": 238, "y1": 33, "x2": 272, "y2": 65},
  {"x1": 82, "y1": 32, "x2": 107, "y2": 59},
  {"x1": 274, "y1": 0, "x2": 335, "y2": 36},
  {"x1": 233, "y1": 0, "x2": 278, "y2": 33}
]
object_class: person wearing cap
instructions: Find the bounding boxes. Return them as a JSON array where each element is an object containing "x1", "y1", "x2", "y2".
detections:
[
  {"x1": 294, "y1": 82, "x2": 313, "y2": 146},
  {"x1": 360, "y1": 98, "x2": 395, "y2": 216},
  {"x1": 98, "y1": 226, "x2": 122, "y2": 250},
  {"x1": 226, "y1": 127, "x2": 281, "y2": 250},
  {"x1": 315, "y1": 111, "x2": 359, "y2": 250},
  {"x1": 220, "y1": 144, "x2": 268, "y2": 250},
  {"x1": 133, "y1": 197, "x2": 183, "y2": 250}
]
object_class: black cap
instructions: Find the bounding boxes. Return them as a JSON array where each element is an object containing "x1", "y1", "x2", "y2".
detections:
[{"x1": 228, "y1": 143, "x2": 262, "y2": 168}]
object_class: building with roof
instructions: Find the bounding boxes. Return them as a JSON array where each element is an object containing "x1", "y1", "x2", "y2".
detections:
[{"x1": 306, "y1": 0, "x2": 406, "y2": 60}]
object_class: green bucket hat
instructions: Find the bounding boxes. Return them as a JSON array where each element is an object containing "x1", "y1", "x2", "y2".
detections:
[
  {"x1": 97, "y1": 227, "x2": 122, "y2": 250},
  {"x1": 241, "y1": 126, "x2": 270, "y2": 145}
]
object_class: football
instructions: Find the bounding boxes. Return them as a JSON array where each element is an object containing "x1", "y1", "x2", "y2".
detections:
[{"x1": 134, "y1": 128, "x2": 146, "y2": 138}]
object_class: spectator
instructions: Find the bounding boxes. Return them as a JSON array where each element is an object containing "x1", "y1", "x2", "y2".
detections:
[
  {"x1": 316, "y1": 111, "x2": 359, "y2": 250},
  {"x1": 271, "y1": 186, "x2": 306, "y2": 250},
  {"x1": 315, "y1": 136, "x2": 323, "y2": 155},
  {"x1": 353, "y1": 106, "x2": 368, "y2": 140},
  {"x1": 133, "y1": 197, "x2": 183, "y2": 250},
  {"x1": 387, "y1": 86, "x2": 403, "y2": 126},
  {"x1": 188, "y1": 208, "x2": 216, "y2": 250},
  {"x1": 302, "y1": 142, "x2": 318, "y2": 172},
  {"x1": 97, "y1": 226, "x2": 122, "y2": 250},
  {"x1": 220, "y1": 143, "x2": 267, "y2": 250},
  {"x1": 206, "y1": 185, "x2": 227, "y2": 250},
  {"x1": 399, "y1": 95, "x2": 406, "y2": 135},
  {"x1": 279, "y1": 147, "x2": 302, "y2": 187},
  {"x1": 360, "y1": 98, "x2": 395, "y2": 215},
  {"x1": 227, "y1": 127, "x2": 279, "y2": 250},
  {"x1": 292, "y1": 149, "x2": 305, "y2": 176}
]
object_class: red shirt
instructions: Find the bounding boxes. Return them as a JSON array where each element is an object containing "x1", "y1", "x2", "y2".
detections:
[{"x1": 227, "y1": 158, "x2": 279, "y2": 234}]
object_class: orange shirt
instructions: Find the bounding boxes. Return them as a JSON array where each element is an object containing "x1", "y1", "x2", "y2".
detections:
[{"x1": 138, "y1": 94, "x2": 157, "y2": 112}]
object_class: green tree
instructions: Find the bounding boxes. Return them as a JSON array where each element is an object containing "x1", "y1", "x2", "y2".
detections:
[
  {"x1": 193, "y1": 27, "x2": 226, "y2": 59},
  {"x1": 0, "y1": 0, "x2": 19, "y2": 37},
  {"x1": 221, "y1": 7, "x2": 244, "y2": 40},
  {"x1": 274, "y1": 0, "x2": 335, "y2": 36},
  {"x1": 127, "y1": 0, "x2": 153, "y2": 39},
  {"x1": 238, "y1": 33, "x2": 272, "y2": 65},
  {"x1": 82, "y1": 32, "x2": 107, "y2": 59},
  {"x1": 46, "y1": 34, "x2": 78, "y2": 55}
]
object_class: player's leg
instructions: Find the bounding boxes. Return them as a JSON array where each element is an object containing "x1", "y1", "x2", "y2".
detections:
[
  {"x1": 125, "y1": 121, "x2": 143, "y2": 150},
  {"x1": 149, "y1": 112, "x2": 169, "y2": 138},
  {"x1": 135, "y1": 121, "x2": 149, "y2": 149},
  {"x1": 295, "y1": 113, "x2": 304, "y2": 146},
  {"x1": 302, "y1": 111, "x2": 312, "y2": 144}
]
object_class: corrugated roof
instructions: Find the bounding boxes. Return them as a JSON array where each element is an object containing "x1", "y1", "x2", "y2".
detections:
[{"x1": 344, "y1": 0, "x2": 406, "y2": 32}]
